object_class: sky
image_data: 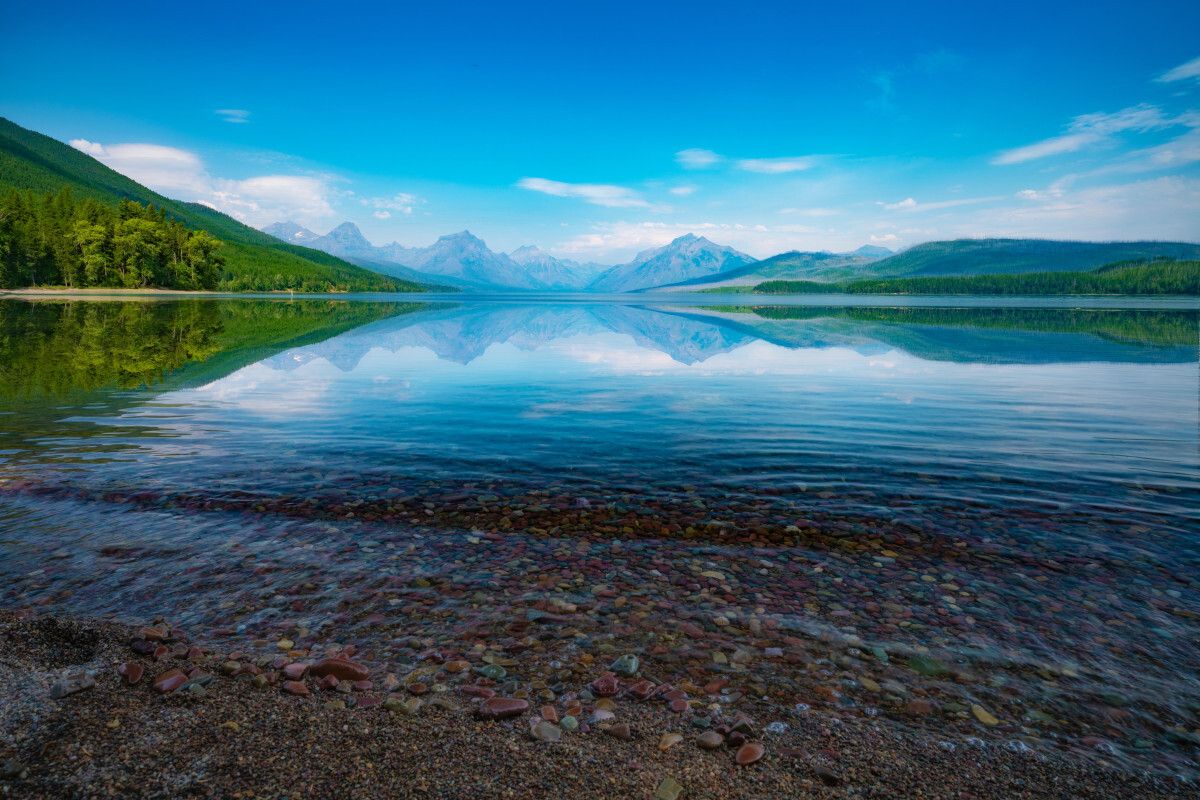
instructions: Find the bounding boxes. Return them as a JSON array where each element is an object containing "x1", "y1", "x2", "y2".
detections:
[{"x1": 3, "y1": 0, "x2": 1199, "y2": 262}]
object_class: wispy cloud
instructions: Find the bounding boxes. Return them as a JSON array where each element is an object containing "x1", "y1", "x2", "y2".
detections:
[
  {"x1": 992, "y1": 104, "x2": 1183, "y2": 165},
  {"x1": 360, "y1": 192, "x2": 421, "y2": 215},
  {"x1": 675, "y1": 148, "x2": 722, "y2": 169},
  {"x1": 215, "y1": 108, "x2": 251, "y2": 124},
  {"x1": 669, "y1": 185, "x2": 698, "y2": 196},
  {"x1": 1155, "y1": 55, "x2": 1200, "y2": 83},
  {"x1": 517, "y1": 177, "x2": 650, "y2": 208},
  {"x1": 736, "y1": 156, "x2": 818, "y2": 174},
  {"x1": 69, "y1": 138, "x2": 336, "y2": 225},
  {"x1": 882, "y1": 195, "x2": 1006, "y2": 212}
]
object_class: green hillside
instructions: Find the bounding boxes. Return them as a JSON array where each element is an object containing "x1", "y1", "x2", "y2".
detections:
[
  {"x1": 856, "y1": 238, "x2": 1200, "y2": 280},
  {"x1": 752, "y1": 259, "x2": 1200, "y2": 295},
  {"x1": 0, "y1": 117, "x2": 430, "y2": 292}
]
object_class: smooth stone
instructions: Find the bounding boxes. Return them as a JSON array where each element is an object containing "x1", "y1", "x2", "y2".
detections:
[
  {"x1": 697, "y1": 730, "x2": 724, "y2": 750},
  {"x1": 282, "y1": 663, "x2": 308, "y2": 680},
  {"x1": 610, "y1": 654, "x2": 639, "y2": 677},
  {"x1": 50, "y1": 674, "x2": 95, "y2": 699},
  {"x1": 477, "y1": 697, "x2": 529, "y2": 720},
  {"x1": 311, "y1": 658, "x2": 370, "y2": 682},
  {"x1": 276, "y1": 639, "x2": 294, "y2": 650},
  {"x1": 735, "y1": 741, "x2": 765, "y2": 766},
  {"x1": 118, "y1": 661, "x2": 144, "y2": 685},
  {"x1": 560, "y1": 715, "x2": 579, "y2": 732},
  {"x1": 282, "y1": 680, "x2": 310, "y2": 696},
  {"x1": 605, "y1": 722, "x2": 632, "y2": 740},
  {"x1": 153, "y1": 669, "x2": 187, "y2": 694},
  {"x1": 972, "y1": 704, "x2": 1000, "y2": 726},
  {"x1": 658, "y1": 733, "x2": 683, "y2": 751},
  {"x1": 668, "y1": 698, "x2": 689, "y2": 713},
  {"x1": 540, "y1": 705, "x2": 559, "y2": 724},
  {"x1": 530, "y1": 720, "x2": 562, "y2": 742},
  {"x1": 654, "y1": 777, "x2": 683, "y2": 800}
]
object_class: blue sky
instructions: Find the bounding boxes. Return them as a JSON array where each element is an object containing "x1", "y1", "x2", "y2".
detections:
[{"x1": 3, "y1": 0, "x2": 1199, "y2": 261}]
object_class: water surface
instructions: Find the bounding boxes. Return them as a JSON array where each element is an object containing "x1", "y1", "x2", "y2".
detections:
[{"x1": 1, "y1": 296, "x2": 1197, "y2": 774}]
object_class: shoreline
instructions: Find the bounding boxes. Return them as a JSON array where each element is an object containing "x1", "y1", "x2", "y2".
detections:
[{"x1": 0, "y1": 611, "x2": 1191, "y2": 799}]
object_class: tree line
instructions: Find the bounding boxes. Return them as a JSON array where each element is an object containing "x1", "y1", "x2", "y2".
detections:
[
  {"x1": 753, "y1": 259, "x2": 1200, "y2": 296},
  {"x1": 0, "y1": 189, "x2": 225, "y2": 290}
]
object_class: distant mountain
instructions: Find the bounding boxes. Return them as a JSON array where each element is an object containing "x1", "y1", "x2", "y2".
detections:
[
  {"x1": 0, "y1": 117, "x2": 424, "y2": 292},
  {"x1": 262, "y1": 221, "x2": 324, "y2": 247},
  {"x1": 509, "y1": 246, "x2": 607, "y2": 289},
  {"x1": 849, "y1": 239, "x2": 1200, "y2": 281},
  {"x1": 588, "y1": 234, "x2": 757, "y2": 292},
  {"x1": 263, "y1": 222, "x2": 606, "y2": 290},
  {"x1": 659, "y1": 248, "x2": 889, "y2": 290}
]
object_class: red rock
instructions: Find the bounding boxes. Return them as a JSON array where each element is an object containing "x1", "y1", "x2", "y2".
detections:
[
  {"x1": 140, "y1": 626, "x2": 168, "y2": 641},
  {"x1": 605, "y1": 722, "x2": 632, "y2": 740},
  {"x1": 282, "y1": 680, "x2": 310, "y2": 696},
  {"x1": 477, "y1": 697, "x2": 529, "y2": 720},
  {"x1": 627, "y1": 679, "x2": 656, "y2": 700},
  {"x1": 704, "y1": 678, "x2": 728, "y2": 694},
  {"x1": 311, "y1": 658, "x2": 370, "y2": 681},
  {"x1": 591, "y1": 674, "x2": 620, "y2": 697},
  {"x1": 406, "y1": 682, "x2": 426, "y2": 695},
  {"x1": 118, "y1": 661, "x2": 144, "y2": 685},
  {"x1": 353, "y1": 680, "x2": 374, "y2": 691},
  {"x1": 357, "y1": 694, "x2": 382, "y2": 708},
  {"x1": 668, "y1": 698, "x2": 689, "y2": 713},
  {"x1": 153, "y1": 645, "x2": 169, "y2": 660},
  {"x1": 736, "y1": 742, "x2": 765, "y2": 766},
  {"x1": 283, "y1": 663, "x2": 308, "y2": 680},
  {"x1": 153, "y1": 668, "x2": 187, "y2": 694},
  {"x1": 319, "y1": 674, "x2": 340, "y2": 691},
  {"x1": 540, "y1": 705, "x2": 558, "y2": 724},
  {"x1": 460, "y1": 685, "x2": 496, "y2": 699},
  {"x1": 186, "y1": 647, "x2": 203, "y2": 661}
]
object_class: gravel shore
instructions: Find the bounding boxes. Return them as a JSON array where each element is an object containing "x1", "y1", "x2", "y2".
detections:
[{"x1": 0, "y1": 612, "x2": 1191, "y2": 799}]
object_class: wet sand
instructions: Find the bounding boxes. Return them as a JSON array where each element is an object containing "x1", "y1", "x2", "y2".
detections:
[{"x1": 0, "y1": 612, "x2": 1192, "y2": 799}]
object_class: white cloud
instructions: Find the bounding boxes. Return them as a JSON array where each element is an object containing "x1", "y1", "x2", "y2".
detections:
[
  {"x1": 71, "y1": 137, "x2": 337, "y2": 225},
  {"x1": 373, "y1": 210, "x2": 392, "y2": 219},
  {"x1": 1155, "y1": 55, "x2": 1200, "y2": 83},
  {"x1": 675, "y1": 148, "x2": 722, "y2": 169},
  {"x1": 517, "y1": 177, "x2": 650, "y2": 208},
  {"x1": 780, "y1": 207, "x2": 839, "y2": 217},
  {"x1": 215, "y1": 109, "x2": 251, "y2": 124},
  {"x1": 882, "y1": 195, "x2": 1005, "y2": 212},
  {"x1": 992, "y1": 104, "x2": 1183, "y2": 165},
  {"x1": 362, "y1": 192, "x2": 421, "y2": 214},
  {"x1": 992, "y1": 132, "x2": 1102, "y2": 165},
  {"x1": 736, "y1": 156, "x2": 817, "y2": 174},
  {"x1": 870, "y1": 233, "x2": 899, "y2": 244},
  {"x1": 669, "y1": 185, "x2": 698, "y2": 196}
]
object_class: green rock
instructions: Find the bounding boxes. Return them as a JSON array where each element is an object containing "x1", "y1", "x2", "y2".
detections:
[
  {"x1": 474, "y1": 664, "x2": 507, "y2": 680},
  {"x1": 610, "y1": 654, "x2": 639, "y2": 677},
  {"x1": 654, "y1": 776, "x2": 684, "y2": 800},
  {"x1": 906, "y1": 654, "x2": 949, "y2": 677}
]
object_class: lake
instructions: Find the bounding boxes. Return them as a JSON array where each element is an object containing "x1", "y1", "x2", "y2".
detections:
[{"x1": 1, "y1": 295, "x2": 1197, "y2": 775}]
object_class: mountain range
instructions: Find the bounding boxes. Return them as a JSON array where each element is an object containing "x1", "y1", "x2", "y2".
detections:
[{"x1": 263, "y1": 222, "x2": 759, "y2": 291}]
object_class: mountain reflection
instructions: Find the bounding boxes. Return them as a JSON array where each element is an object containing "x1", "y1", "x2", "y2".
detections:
[{"x1": 0, "y1": 299, "x2": 1194, "y2": 403}]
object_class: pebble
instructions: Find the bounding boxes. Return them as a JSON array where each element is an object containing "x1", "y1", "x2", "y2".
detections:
[
  {"x1": 311, "y1": 658, "x2": 370, "y2": 681},
  {"x1": 50, "y1": 673, "x2": 95, "y2": 699},
  {"x1": 735, "y1": 741, "x2": 765, "y2": 766},
  {"x1": 697, "y1": 730, "x2": 724, "y2": 750},
  {"x1": 282, "y1": 663, "x2": 308, "y2": 680},
  {"x1": 282, "y1": 680, "x2": 310, "y2": 696},
  {"x1": 971, "y1": 704, "x2": 1000, "y2": 726},
  {"x1": 658, "y1": 733, "x2": 683, "y2": 751},
  {"x1": 530, "y1": 720, "x2": 562, "y2": 742},
  {"x1": 654, "y1": 777, "x2": 684, "y2": 800},
  {"x1": 606, "y1": 722, "x2": 632, "y2": 740},
  {"x1": 610, "y1": 654, "x2": 639, "y2": 676},
  {"x1": 118, "y1": 661, "x2": 144, "y2": 685},
  {"x1": 477, "y1": 697, "x2": 529, "y2": 720},
  {"x1": 153, "y1": 668, "x2": 187, "y2": 694}
]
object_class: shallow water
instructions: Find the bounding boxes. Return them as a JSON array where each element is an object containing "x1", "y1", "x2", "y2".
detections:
[{"x1": 1, "y1": 296, "x2": 1198, "y2": 774}]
